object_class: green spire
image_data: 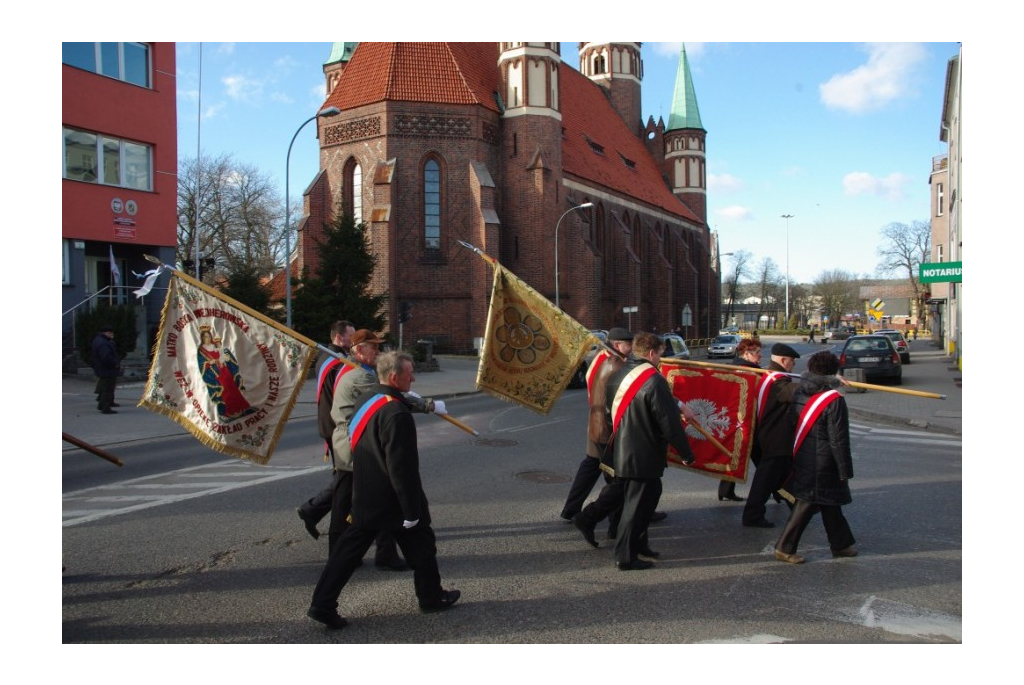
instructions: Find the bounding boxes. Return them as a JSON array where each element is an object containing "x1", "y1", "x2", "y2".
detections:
[
  {"x1": 325, "y1": 42, "x2": 358, "y2": 66},
  {"x1": 667, "y1": 44, "x2": 704, "y2": 131}
]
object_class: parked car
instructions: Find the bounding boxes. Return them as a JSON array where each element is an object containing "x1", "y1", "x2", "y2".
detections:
[
  {"x1": 719, "y1": 326, "x2": 740, "y2": 335},
  {"x1": 567, "y1": 330, "x2": 608, "y2": 389},
  {"x1": 875, "y1": 329, "x2": 911, "y2": 364},
  {"x1": 839, "y1": 335, "x2": 902, "y2": 385},
  {"x1": 660, "y1": 333, "x2": 691, "y2": 360},
  {"x1": 825, "y1": 325, "x2": 858, "y2": 341},
  {"x1": 707, "y1": 334, "x2": 741, "y2": 359}
]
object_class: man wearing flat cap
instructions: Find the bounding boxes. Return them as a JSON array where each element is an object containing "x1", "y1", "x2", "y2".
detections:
[
  {"x1": 742, "y1": 342, "x2": 802, "y2": 527},
  {"x1": 92, "y1": 325, "x2": 121, "y2": 414}
]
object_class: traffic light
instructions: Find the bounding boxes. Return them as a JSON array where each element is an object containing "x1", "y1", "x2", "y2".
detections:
[{"x1": 399, "y1": 301, "x2": 412, "y2": 324}]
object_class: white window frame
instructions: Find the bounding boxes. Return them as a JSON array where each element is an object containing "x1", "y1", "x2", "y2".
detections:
[{"x1": 63, "y1": 127, "x2": 153, "y2": 191}]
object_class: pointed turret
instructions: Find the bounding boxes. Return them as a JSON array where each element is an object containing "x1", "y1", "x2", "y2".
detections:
[
  {"x1": 663, "y1": 44, "x2": 707, "y2": 223},
  {"x1": 324, "y1": 42, "x2": 358, "y2": 97}
]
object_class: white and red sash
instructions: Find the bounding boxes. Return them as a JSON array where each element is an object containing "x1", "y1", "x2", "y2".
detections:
[
  {"x1": 610, "y1": 365, "x2": 658, "y2": 436},
  {"x1": 793, "y1": 390, "x2": 841, "y2": 455},
  {"x1": 756, "y1": 371, "x2": 786, "y2": 421},
  {"x1": 585, "y1": 349, "x2": 612, "y2": 398}
]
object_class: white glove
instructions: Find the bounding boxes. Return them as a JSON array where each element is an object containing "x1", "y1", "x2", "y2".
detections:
[
  {"x1": 403, "y1": 519, "x2": 419, "y2": 529},
  {"x1": 432, "y1": 400, "x2": 447, "y2": 415}
]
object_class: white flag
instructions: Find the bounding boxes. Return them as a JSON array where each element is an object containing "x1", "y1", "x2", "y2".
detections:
[{"x1": 109, "y1": 244, "x2": 121, "y2": 287}]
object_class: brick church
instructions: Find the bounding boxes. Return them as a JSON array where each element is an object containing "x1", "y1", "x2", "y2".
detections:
[{"x1": 291, "y1": 42, "x2": 721, "y2": 352}]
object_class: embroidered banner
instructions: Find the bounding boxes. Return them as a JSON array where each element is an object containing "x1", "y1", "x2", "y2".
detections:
[
  {"x1": 476, "y1": 263, "x2": 598, "y2": 414},
  {"x1": 659, "y1": 360, "x2": 759, "y2": 482},
  {"x1": 139, "y1": 271, "x2": 317, "y2": 464}
]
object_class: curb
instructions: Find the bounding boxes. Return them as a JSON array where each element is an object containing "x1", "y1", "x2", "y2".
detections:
[{"x1": 847, "y1": 407, "x2": 961, "y2": 437}]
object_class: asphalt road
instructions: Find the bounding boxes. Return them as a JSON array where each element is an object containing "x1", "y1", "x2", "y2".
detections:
[{"x1": 63, "y1": 387, "x2": 962, "y2": 647}]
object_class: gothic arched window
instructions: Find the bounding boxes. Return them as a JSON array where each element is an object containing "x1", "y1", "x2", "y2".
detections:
[
  {"x1": 343, "y1": 158, "x2": 362, "y2": 223},
  {"x1": 424, "y1": 157, "x2": 442, "y2": 250}
]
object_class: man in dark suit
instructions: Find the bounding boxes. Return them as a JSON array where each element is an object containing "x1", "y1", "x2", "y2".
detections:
[{"x1": 307, "y1": 351, "x2": 460, "y2": 629}]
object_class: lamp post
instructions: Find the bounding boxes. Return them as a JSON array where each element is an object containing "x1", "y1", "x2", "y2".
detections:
[
  {"x1": 780, "y1": 214, "x2": 793, "y2": 328},
  {"x1": 710, "y1": 251, "x2": 734, "y2": 336},
  {"x1": 554, "y1": 202, "x2": 594, "y2": 309},
  {"x1": 284, "y1": 106, "x2": 341, "y2": 328}
]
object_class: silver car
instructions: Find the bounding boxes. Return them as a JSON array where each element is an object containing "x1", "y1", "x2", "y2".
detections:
[{"x1": 707, "y1": 334, "x2": 741, "y2": 359}]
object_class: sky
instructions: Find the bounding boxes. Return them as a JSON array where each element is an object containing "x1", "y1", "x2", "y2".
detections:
[{"x1": 174, "y1": 41, "x2": 959, "y2": 287}]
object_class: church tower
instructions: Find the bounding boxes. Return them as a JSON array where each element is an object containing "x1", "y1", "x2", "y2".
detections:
[
  {"x1": 323, "y1": 42, "x2": 357, "y2": 97},
  {"x1": 663, "y1": 44, "x2": 707, "y2": 223},
  {"x1": 578, "y1": 42, "x2": 643, "y2": 136},
  {"x1": 497, "y1": 43, "x2": 564, "y2": 290}
]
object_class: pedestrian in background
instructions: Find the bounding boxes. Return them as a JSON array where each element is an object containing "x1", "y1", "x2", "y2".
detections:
[{"x1": 92, "y1": 325, "x2": 120, "y2": 414}]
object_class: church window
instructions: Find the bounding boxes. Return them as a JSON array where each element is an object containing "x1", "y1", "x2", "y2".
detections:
[
  {"x1": 343, "y1": 158, "x2": 362, "y2": 223},
  {"x1": 424, "y1": 158, "x2": 442, "y2": 250}
]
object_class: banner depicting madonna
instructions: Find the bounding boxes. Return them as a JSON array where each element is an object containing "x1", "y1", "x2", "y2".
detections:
[{"x1": 139, "y1": 272, "x2": 317, "y2": 464}]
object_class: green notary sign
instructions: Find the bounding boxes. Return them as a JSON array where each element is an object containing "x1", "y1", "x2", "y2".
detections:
[{"x1": 919, "y1": 261, "x2": 962, "y2": 283}]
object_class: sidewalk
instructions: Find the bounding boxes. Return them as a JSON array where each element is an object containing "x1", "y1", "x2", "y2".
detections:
[{"x1": 62, "y1": 343, "x2": 961, "y2": 450}]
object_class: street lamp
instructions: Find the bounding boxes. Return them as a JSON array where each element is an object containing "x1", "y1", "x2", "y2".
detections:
[
  {"x1": 284, "y1": 106, "x2": 341, "y2": 328},
  {"x1": 554, "y1": 202, "x2": 594, "y2": 309},
  {"x1": 780, "y1": 214, "x2": 794, "y2": 328}
]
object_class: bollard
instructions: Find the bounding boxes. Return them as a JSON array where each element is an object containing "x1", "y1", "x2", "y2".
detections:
[{"x1": 843, "y1": 368, "x2": 866, "y2": 393}]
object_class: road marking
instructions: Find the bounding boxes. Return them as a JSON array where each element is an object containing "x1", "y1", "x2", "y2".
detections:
[{"x1": 63, "y1": 461, "x2": 325, "y2": 527}]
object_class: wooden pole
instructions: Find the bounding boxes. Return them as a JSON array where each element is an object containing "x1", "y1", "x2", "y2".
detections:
[
  {"x1": 686, "y1": 419, "x2": 732, "y2": 459},
  {"x1": 62, "y1": 432, "x2": 124, "y2": 467}
]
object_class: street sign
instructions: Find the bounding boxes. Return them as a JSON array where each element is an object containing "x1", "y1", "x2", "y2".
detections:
[
  {"x1": 681, "y1": 305, "x2": 692, "y2": 326},
  {"x1": 919, "y1": 261, "x2": 962, "y2": 283}
]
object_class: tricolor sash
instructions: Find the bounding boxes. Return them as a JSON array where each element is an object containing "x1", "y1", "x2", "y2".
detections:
[
  {"x1": 585, "y1": 349, "x2": 611, "y2": 397},
  {"x1": 610, "y1": 365, "x2": 658, "y2": 436},
  {"x1": 793, "y1": 390, "x2": 841, "y2": 455},
  {"x1": 756, "y1": 372, "x2": 786, "y2": 421},
  {"x1": 316, "y1": 357, "x2": 343, "y2": 397},
  {"x1": 349, "y1": 393, "x2": 398, "y2": 452}
]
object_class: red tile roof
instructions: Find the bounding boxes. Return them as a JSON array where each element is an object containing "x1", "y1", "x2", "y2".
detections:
[
  {"x1": 560, "y1": 63, "x2": 699, "y2": 222},
  {"x1": 323, "y1": 43, "x2": 698, "y2": 224},
  {"x1": 326, "y1": 42, "x2": 501, "y2": 112}
]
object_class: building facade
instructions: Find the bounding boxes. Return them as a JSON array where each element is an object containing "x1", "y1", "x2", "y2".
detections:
[
  {"x1": 288, "y1": 42, "x2": 720, "y2": 351},
  {"x1": 62, "y1": 42, "x2": 178, "y2": 361},
  {"x1": 938, "y1": 48, "x2": 962, "y2": 367}
]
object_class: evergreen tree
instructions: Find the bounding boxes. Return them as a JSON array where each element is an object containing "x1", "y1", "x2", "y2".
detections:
[
  {"x1": 222, "y1": 266, "x2": 272, "y2": 317},
  {"x1": 291, "y1": 213, "x2": 387, "y2": 340}
]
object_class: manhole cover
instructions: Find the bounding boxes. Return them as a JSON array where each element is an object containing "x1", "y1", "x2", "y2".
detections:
[
  {"x1": 515, "y1": 470, "x2": 571, "y2": 484},
  {"x1": 475, "y1": 438, "x2": 518, "y2": 448}
]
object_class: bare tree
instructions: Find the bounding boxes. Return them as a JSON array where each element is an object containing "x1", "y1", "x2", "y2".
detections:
[
  {"x1": 177, "y1": 155, "x2": 286, "y2": 281},
  {"x1": 723, "y1": 250, "x2": 752, "y2": 326},
  {"x1": 877, "y1": 220, "x2": 931, "y2": 323},
  {"x1": 815, "y1": 269, "x2": 858, "y2": 327},
  {"x1": 754, "y1": 257, "x2": 783, "y2": 328}
]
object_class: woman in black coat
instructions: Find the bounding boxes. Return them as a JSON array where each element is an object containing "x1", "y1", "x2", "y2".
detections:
[{"x1": 774, "y1": 351, "x2": 856, "y2": 563}]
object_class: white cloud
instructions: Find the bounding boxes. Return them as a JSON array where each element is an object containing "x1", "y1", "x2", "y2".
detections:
[
  {"x1": 819, "y1": 42, "x2": 927, "y2": 114},
  {"x1": 222, "y1": 74, "x2": 263, "y2": 103},
  {"x1": 708, "y1": 173, "x2": 744, "y2": 193},
  {"x1": 842, "y1": 171, "x2": 911, "y2": 200},
  {"x1": 716, "y1": 206, "x2": 753, "y2": 221}
]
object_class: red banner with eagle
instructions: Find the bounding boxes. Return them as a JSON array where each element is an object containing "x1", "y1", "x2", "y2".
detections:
[{"x1": 658, "y1": 360, "x2": 759, "y2": 483}]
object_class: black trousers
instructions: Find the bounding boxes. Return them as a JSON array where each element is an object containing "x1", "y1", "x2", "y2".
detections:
[
  {"x1": 742, "y1": 454, "x2": 791, "y2": 524},
  {"x1": 300, "y1": 460, "x2": 341, "y2": 526},
  {"x1": 718, "y1": 479, "x2": 738, "y2": 499},
  {"x1": 576, "y1": 476, "x2": 624, "y2": 532},
  {"x1": 561, "y1": 455, "x2": 602, "y2": 519},
  {"x1": 95, "y1": 376, "x2": 116, "y2": 411},
  {"x1": 615, "y1": 478, "x2": 662, "y2": 564},
  {"x1": 327, "y1": 469, "x2": 400, "y2": 561},
  {"x1": 311, "y1": 522, "x2": 444, "y2": 612},
  {"x1": 776, "y1": 500, "x2": 855, "y2": 554}
]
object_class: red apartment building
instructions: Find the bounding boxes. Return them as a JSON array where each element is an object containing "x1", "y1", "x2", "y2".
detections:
[
  {"x1": 285, "y1": 43, "x2": 722, "y2": 351},
  {"x1": 62, "y1": 42, "x2": 178, "y2": 360}
]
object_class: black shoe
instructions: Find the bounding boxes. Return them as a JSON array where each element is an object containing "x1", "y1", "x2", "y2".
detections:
[
  {"x1": 743, "y1": 519, "x2": 775, "y2": 528},
  {"x1": 572, "y1": 514, "x2": 598, "y2": 548},
  {"x1": 616, "y1": 559, "x2": 655, "y2": 571},
  {"x1": 419, "y1": 589, "x2": 461, "y2": 613},
  {"x1": 649, "y1": 511, "x2": 668, "y2": 523},
  {"x1": 307, "y1": 607, "x2": 348, "y2": 629},
  {"x1": 638, "y1": 547, "x2": 661, "y2": 559},
  {"x1": 296, "y1": 508, "x2": 320, "y2": 540},
  {"x1": 110, "y1": 403, "x2": 121, "y2": 407},
  {"x1": 100, "y1": 409, "x2": 117, "y2": 414},
  {"x1": 718, "y1": 494, "x2": 745, "y2": 502},
  {"x1": 375, "y1": 556, "x2": 409, "y2": 571},
  {"x1": 607, "y1": 526, "x2": 617, "y2": 540},
  {"x1": 560, "y1": 510, "x2": 577, "y2": 522}
]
